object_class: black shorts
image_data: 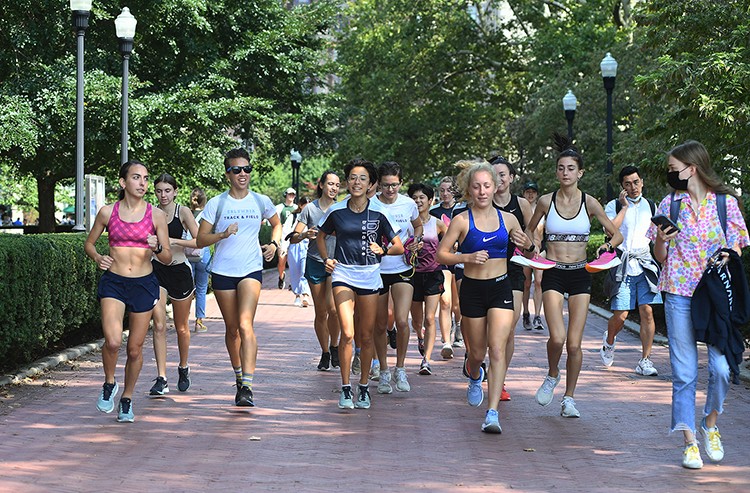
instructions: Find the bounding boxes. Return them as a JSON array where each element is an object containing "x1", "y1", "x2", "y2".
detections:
[
  {"x1": 454, "y1": 266, "x2": 464, "y2": 282},
  {"x1": 541, "y1": 262, "x2": 591, "y2": 296},
  {"x1": 152, "y1": 260, "x2": 195, "y2": 300},
  {"x1": 412, "y1": 271, "x2": 445, "y2": 302},
  {"x1": 508, "y1": 262, "x2": 525, "y2": 292},
  {"x1": 459, "y1": 274, "x2": 514, "y2": 318},
  {"x1": 332, "y1": 281, "x2": 380, "y2": 296},
  {"x1": 98, "y1": 270, "x2": 160, "y2": 313},
  {"x1": 379, "y1": 270, "x2": 414, "y2": 295},
  {"x1": 211, "y1": 270, "x2": 263, "y2": 290}
]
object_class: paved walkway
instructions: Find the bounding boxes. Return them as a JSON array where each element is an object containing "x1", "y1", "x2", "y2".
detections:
[{"x1": 1, "y1": 271, "x2": 749, "y2": 492}]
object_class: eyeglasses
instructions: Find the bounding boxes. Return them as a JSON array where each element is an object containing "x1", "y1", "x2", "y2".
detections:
[
  {"x1": 226, "y1": 166, "x2": 253, "y2": 174},
  {"x1": 348, "y1": 174, "x2": 369, "y2": 183},
  {"x1": 380, "y1": 183, "x2": 401, "y2": 190}
]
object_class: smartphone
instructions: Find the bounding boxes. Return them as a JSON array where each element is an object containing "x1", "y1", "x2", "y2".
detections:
[{"x1": 651, "y1": 214, "x2": 680, "y2": 232}]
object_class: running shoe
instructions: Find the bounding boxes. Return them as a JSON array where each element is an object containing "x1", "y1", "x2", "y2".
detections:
[
  {"x1": 510, "y1": 248, "x2": 556, "y2": 270},
  {"x1": 441, "y1": 342, "x2": 454, "y2": 360},
  {"x1": 351, "y1": 354, "x2": 361, "y2": 375},
  {"x1": 301, "y1": 295, "x2": 309, "y2": 307},
  {"x1": 585, "y1": 251, "x2": 621, "y2": 273},
  {"x1": 377, "y1": 370, "x2": 393, "y2": 394},
  {"x1": 481, "y1": 409, "x2": 502, "y2": 434},
  {"x1": 394, "y1": 367, "x2": 411, "y2": 392},
  {"x1": 699, "y1": 418, "x2": 724, "y2": 462},
  {"x1": 535, "y1": 372, "x2": 560, "y2": 406},
  {"x1": 177, "y1": 366, "x2": 191, "y2": 392},
  {"x1": 293, "y1": 295, "x2": 302, "y2": 307},
  {"x1": 369, "y1": 360, "x2": 380, "y2": 381},
  {"x1": 338, "y1": 386, "x2": 354, "y2": 409},
  {"x1": 234, "y1": 379, "x2": 242, "y2": 405},
  {"x1": 522, "y1": 313, "x2": 532, "y2": 331},
  {"x1": 96, "y1": 381, "x2": 119, "y2": 413},
  {"x1": 330, "y1": 345, "x2": 340, "y2": 368},
  {"x1": 481, "y1": 362, "x2": 487, "y2": 382},
  {"x1": 467, "y1": 366, "x2": 485, "y2": 407},
  {"x1": 560, "y1": 396, "x2": 581, "y2": 418},
  {"x1": 682, "y1": 442, "x2": 703, "y2": 469},
  {"x1": 278, "y1": 274, "x2": 285, "y2": 289},
  {"x1": 635, "y1": 357, "x2": 658, "y2": 376},
  {"x1": 149, "y1": 376, "x2": 169, "y2": 396},
  {"x1": 387, "y1": 327, "x2": 398, "y2": 349},
  {"x1": 452, "y1": 323, "x2": 464, "y2": 348},
  {"x1": 236, "y1": 386, "x2": 254, "y2": 407},
  {"x1": 317, "y1": 351, "x2": 331, "y2": 371},
  {"x1": 532, "y1": 315, "x2": 545, "y2": 331},
  {"x1": 418, "y1": 338, "x2": 425, "y2": 357},
  {"x1": 462, "y1": 354, "x2": 470, "y2": 378},
  {"x1": 117, "y1": 398, "x2": 135, "y2": 423},
  {"x1": 355, "y1": 385, "x2": 371, "y2": 409},
  {"x1": 600, "y1": 332, "x2": 616, "y2": 367},
  {"x1": 419, "y1": 359, "x2": 432, "y2": 375},
  {"x1": 195, "y1": 318, "x2": 208, "y2": 333},
  {"x1": 500, "y1": 385, "x2": 511, "y2": 401}
]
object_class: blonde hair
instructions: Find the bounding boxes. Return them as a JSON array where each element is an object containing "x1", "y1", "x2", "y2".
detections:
[{"x1": 455, "y1": 159, "x2": 497, "y2": 202}]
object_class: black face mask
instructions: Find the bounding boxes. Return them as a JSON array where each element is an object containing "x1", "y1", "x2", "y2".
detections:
[{"x1": 667, "y1": 170, "x2": 689, "y2": 191}]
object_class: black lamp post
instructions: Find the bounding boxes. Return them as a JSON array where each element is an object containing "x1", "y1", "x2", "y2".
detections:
[
  {"x1": 601, "y1": 52, "x2": 618, "y2": 202},
  {"x1": 70, "y1": 0, "x2": 92, "y2": 232},
  {"x1": 562, "y1": 89, "x2": 577, "y2": 142},
  {"x1": 115, "y1": 7, "x2": 137, "y2": 165},
  {"x1": 290, "y1": 150, "x2": 302, "y2": 203}
]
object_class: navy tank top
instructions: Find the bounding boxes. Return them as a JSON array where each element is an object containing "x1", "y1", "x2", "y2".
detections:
[{"x1": 461, "y1": 208, "x2": 509, "y2": 259}]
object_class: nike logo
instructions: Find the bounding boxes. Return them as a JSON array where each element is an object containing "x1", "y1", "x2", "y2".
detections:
[
  {"x1": 504, "y1": 300, "x2": 512, "y2": 304},
  {"x1": 507, "y1": 208, "x2": 517, "y2": 213},
  {"x1": 482, "y1": 236, "x2": 496, "y2": 242}
]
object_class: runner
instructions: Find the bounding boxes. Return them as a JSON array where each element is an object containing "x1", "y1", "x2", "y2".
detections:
[
  {"x1": 196, "y1": 148, "x2": 282, "y2": 407},
  {"x1": 188, "y1": 188, "x2": 209, "y2": 333},
  {"x1": 276, "y1": 188, "x2": 297, "y2": 289},
  {"x1": 287, "y1": 197, "x2": 311, "y2": 308},
  {"x1": 521, "y1": 181, "x2": 545, "y2": 331},
  {"x1": 84, "y1": 160, "x2": 172, "y2": 423}
]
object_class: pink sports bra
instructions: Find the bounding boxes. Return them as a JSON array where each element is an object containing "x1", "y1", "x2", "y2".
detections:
[{"x1": 107, "y1": 201, "x2": 155, "y2": 248}]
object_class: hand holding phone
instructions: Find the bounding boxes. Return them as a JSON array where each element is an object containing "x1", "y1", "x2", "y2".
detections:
[{"x1": 651, "y1": 214, "x2": 680, "y2": 233}]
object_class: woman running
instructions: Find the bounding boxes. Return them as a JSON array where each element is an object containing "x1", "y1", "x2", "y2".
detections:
[
  {"x1": 291, "y1": 171, "x2": 341, "y2": 371},
  {"x1": 316, "y1": 158, "x2": 404, "y2": 410},
  {"x1": 287, "y1": 197, "x2": 312, "y2": 308},
  {"x1": 188, "y1": 187, "x2": 209, "y2": 333},
  {"x1": 437, "y1": 159, "x2": 531, "y2": 433},
  {"x1": 85, "y1": 160, "x2": 172, "y2": 423},
  {"x1": 524, "y1": 134, "x2": 622, "y2": 418},
  {"x1": 196, "y1": 148, "x2": 282, "y2": 407},
  {"x1": 147, "y1": 174, "x2": 200, "y2": 396}
]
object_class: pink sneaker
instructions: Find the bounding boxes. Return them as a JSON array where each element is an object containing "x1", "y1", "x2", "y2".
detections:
[
  {"x1": 510, "y1": 248, "x2": 557, "y2": 270},
  {"x1": 585, "y1": 251, "x2": 621, "y2": 273}
]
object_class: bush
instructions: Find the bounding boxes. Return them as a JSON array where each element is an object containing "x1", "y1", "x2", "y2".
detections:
[{"x1": 0, "y1": 233, "x2": 106, "y2": 372}]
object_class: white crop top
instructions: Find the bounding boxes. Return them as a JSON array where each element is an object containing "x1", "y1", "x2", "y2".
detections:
[{"x1": 544, "y1": 191, "x2": 590, "y2": 242}]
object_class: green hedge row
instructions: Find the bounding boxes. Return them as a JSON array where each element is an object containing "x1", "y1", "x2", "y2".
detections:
[{"x1": 0, "y1": 233, "x2": 107, "y2": 372}]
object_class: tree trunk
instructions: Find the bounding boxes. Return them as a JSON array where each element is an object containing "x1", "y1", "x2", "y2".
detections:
[{"x1": 36, "y1": 175, "x2": 57, "y2": 233}]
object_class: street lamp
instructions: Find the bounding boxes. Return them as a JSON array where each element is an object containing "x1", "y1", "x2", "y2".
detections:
[
  {"x1": 290, "y1": 150, "x2": 302, "y2": 203},
  {"x1": 562, "y1": 89, "x2": 577, "y2": 142},
  {"x1": 70, "y1": 0, "x2": 92, "y2": 232},
  {"x1": 115, "y1": 7, "x2": 137, "y2": 165},
  {"x1": 601, "y1": 52, "x2": 618, "y2": 202}
]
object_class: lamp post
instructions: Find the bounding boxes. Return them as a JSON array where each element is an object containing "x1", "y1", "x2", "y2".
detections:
[
  {"x1": 115, "y1": 7, "x2": 137, "y2": 165},
  {"x1": 601, "y1": 52, "x2": 618, "y2": 202},
  {"x1": 562, "y1": 89, "x2": 577, "y2": 142},
  {"x1": 70, "y1": 0, "x2": 92, "y2": 232},
  {"x1": 290, "y1": 150, "x2": 302, "y2": 203}
]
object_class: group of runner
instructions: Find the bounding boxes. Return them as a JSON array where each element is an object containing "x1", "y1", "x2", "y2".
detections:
[{"x1": 84, "y1": 138, "x2": 747, "y2": 470}]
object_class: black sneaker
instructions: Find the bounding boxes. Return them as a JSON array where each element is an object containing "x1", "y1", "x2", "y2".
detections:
[
  {"x1": 236, "y1": 386, "x2": 254, "y2": 407},
  {"x1": 418, "y1": 338, "x2": 425, "y2": 357},
  {"x1": 419, "y1": 359, "x2": 432, "y2": 375},
  {"x1": 317, "y1": 352, "x2": 331, "y2": 371},
  {"x1": 462, "y1": 353, "x2": 470, "y2": 378},
  {"x1": 149, "y1": 376, "x2": 169, "y2": 396},
  {"x1": 234, "y1": 380, "x2": 242, "y2": 405},
  {"x1": 523, "y1": 313, "x2": 532, "y2": 330},
  {"x1": 177, "y1": 366, "x2": 191, "y2": 392},
  {"x1": 278, "y1": 274, "x2": 285, "y2": 289},
  {"x1": 330, "y1": 345, "x2": 340, "y2": 368},
  {"x1": 481, "y1": 362, "x2": 487, "y2": 382},
  {"x1": 387, "y1": 327, "x2": 398, "y2": 349}
]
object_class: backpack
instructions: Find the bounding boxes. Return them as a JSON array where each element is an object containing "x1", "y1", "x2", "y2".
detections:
[{"x1": 669, "y1": 192, "x2": 727, "y2": 236}]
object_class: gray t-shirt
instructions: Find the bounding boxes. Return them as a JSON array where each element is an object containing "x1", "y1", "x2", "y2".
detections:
[{"x1": 298, "y1": 199, "x2": 337, "y2": 262}]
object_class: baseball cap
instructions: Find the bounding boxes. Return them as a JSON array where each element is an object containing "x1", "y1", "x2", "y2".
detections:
[
  {"x1": 285, "y1": 188, "x2": 296, "y2": 195},
  {"x1": 523, "y1": 181, "x2": 539, "y2": 192}
]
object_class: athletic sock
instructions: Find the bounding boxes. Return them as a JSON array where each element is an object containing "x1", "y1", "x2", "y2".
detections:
[
  {"x1": 241, "y1": 373, "x2": 253, "y2": 389},
  {"x1": 233, "y1": 367, "x2": 242, "y2": 381}
]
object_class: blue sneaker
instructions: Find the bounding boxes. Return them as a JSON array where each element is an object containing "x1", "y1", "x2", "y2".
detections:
[
  {"x1": 355, "y1": 385, "x2": 371, "y2": 409},
  {"x1": 338, "y1": 386, "x2": 354, "y2": 409},
  {"x1": 481, "y1": 409, "x2": 502, "y2": 433},
  {"x1": 117, "y1": 398, "x2": 135, "y2": 423},
  {"x1": 467, "y1": 366, "x2": 485, "y2": 407},
  {"x1": 96, "y1": 381, "x2": 119, "y2": 413}
]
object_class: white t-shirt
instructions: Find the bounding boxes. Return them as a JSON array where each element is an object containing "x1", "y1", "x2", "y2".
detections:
[
  {"x1": 605, "y1": 196, "x2": 654, "y2": 276},
  {"x1": 202, "y1": 191, "x2": 276, "y2": 277},
  {"x1": 377, "y1": 193, "x2": 418, "y2": 274}
]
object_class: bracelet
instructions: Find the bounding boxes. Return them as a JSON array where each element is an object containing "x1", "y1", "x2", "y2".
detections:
[
  {"x1": 153, "y1": 244, "x2": 163, "y2": 254},
  {"x1": 606, "y1": 242, "x2": 613, "y2": 252},
  {"x1": 524, "y1": 243, "x2": 536, "y2": 253},
  {"x1": 270, "y1": 240, "x2": 279, "y2": 248}
]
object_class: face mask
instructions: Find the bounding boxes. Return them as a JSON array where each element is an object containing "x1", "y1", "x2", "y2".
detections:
[
  {"x1": 667, "y1": 170, "x2": 689, "y2": 191},
  {"x1": 626, "y1": 194, "x2": 642, "y2": 203}
]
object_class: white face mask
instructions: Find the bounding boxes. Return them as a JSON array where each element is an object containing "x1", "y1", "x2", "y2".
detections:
[{"x1": 626, "y1": 194, "x2": 642, "y2": 203}]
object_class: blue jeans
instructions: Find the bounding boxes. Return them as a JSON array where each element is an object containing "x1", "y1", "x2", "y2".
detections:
[
  {"x1": 288, "y1": 241, "x2": 311, "y2": 297},
  {"x1": 664, "y1": 293, "x2": 730, "y2": 434},
  {"x1": 190, "y1": 249, "x2": 210, "y2": 319}
]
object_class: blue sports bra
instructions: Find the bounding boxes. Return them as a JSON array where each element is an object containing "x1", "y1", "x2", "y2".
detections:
[{"x1": 461, "y1": 209, "x2": 509, "y2": 259}]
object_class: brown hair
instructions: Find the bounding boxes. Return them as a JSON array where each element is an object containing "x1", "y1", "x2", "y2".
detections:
[{"x1": 667, "y1": 140, "x2": 739, "y2": 200}]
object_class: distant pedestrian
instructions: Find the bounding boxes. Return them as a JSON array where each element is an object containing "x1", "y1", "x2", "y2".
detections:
[
  {"x1": 188, "y1": 187, "x2": 209, "y2": 333},
  {"x1": 521, "y1": 181, "x2": 545, "y2": 331},
  {"x1": 287, "y1": 196, "x2": 311, "y2": 308},
  {"x1": 276, "y1": 188, "x2": 297, "y2": 289},
  {"x1": 84, "y1": 160, "x2": 172, "y2": 423}
]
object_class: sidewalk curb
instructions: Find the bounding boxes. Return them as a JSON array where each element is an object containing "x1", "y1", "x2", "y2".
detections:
[{"x1": 588, "y1": 304, "x2": 750, "y2": 384}]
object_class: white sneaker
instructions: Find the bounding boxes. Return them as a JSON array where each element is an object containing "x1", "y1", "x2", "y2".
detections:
[
  {"x1": 635, "y1": 357, "x2": 658, "y2": 376},
  {"x1": 560, "y1": 396, "x2": 581, "y2": 418},
  {"x1": 440, "y1": 342, "x2": 454, "y2": 359},
  {"x1": 600, "y1": 332, "x2": 615, "y2": 367},
  {"x1": 700, "y1": 418, "x2": 724, "y2": 462},
  {"x1": 535, "y1": 372, "x2": 560, "y2": 406},
  {"x1": 369, "y1": 360, "x2": 380, "y2": 381},
  {"x1": 351, "y1": 354, "x2": 361, "y2": 375},
  {"x1": 293, "y1": 295, "x2": 302, "y2": 307},
  {"x1": 394, "y1": 367, "x2": 410, "y2": 392},
  {"x1": 377, "y1": 370, "x2": 393, "y2": 394},
  {"x1": 682, "y1": 442, "x2": 703, "y2": 469}
]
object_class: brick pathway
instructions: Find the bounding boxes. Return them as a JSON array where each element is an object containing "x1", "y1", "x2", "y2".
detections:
[{"x1": 1, "y1": 270, "x2": 749, "y2": 492}]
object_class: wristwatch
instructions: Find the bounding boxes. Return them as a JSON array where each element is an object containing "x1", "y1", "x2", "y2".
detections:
[
  {"x1": 153, "y1": 244, "x2": 163, "y2": 254},
  {"x1": 524, "y1": 243, "x2": 536, "y2": 253},
  {"x1": 270, "y1": 240, "x2": 279, "y2": 248}
]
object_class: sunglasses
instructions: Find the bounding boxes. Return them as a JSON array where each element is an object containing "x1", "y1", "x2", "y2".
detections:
[{"x1": 226, "y1": 165, "x2": 253, "y2": 174}]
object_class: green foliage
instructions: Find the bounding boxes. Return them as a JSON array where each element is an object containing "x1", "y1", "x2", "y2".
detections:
[{"x1": 0, "y1": 233, "x2": 106, "y2": 370}]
